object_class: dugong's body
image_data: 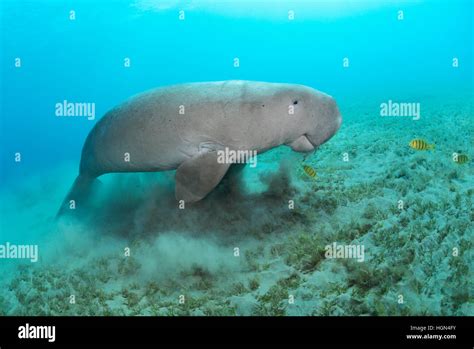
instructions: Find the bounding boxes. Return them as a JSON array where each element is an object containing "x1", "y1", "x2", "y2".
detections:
[{"x1": 59, "y1": 80, "x2": 341, "y2": 214}]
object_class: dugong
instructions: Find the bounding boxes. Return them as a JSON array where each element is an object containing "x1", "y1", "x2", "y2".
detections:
[{"x1": 58, "y1": 80, "x2": 341, "y2": 215}]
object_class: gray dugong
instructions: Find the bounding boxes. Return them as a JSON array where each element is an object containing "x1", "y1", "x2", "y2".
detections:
[{"x1": 58, "y1": 80, "x2": 342, "y2": 214}]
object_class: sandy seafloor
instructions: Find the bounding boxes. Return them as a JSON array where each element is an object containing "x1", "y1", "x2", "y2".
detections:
[{"x1": 1, "y1": 94, "x2": 472, "y2": 316}]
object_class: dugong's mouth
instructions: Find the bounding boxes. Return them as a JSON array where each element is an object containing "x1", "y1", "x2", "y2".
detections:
[
  {"x1": 306, "y1": 113, "x2": 342, "y2": 148},
  {"x1": 305, "y1": 135, "x2": 319, "y2": 149}
]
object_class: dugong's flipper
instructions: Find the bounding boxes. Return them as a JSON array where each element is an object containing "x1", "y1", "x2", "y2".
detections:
[{"x1": 175, "y1": 151, "x2": 231, "y2": 203}]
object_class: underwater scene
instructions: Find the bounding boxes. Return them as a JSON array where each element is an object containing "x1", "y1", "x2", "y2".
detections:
[{"x1": 0, "y1": 0, "x2": 472, "y2": 317}]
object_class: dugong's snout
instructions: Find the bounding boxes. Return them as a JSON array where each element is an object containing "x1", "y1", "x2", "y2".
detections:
[{"x1": 306, "y1": 95, "x2": 342, "y2": 147}]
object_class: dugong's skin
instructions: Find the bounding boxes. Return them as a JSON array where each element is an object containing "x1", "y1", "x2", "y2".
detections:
[{"x1": 59, "y1": 80, "x2": 342, "y2": 214}]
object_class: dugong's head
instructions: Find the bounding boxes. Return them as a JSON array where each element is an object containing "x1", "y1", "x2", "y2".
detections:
[
  {"x1": 277, "y1": 84, "x2": 342, "y2": 151},
  {"x1": 305, "y1": 89, "x2": 342, "y2": 147}
]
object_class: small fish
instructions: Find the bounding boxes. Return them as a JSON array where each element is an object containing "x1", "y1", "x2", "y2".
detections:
[
  {"x1": 454, "y1": 154, "x2": 469, "y2": 164},
  {"x1": 302, "y1": 164, "x2": 317, "y2": 178},
  {"x1": 409, "y1": 139, "x2": 435, "y2": 151}
]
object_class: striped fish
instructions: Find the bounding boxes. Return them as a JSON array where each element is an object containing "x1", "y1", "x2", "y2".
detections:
[
  {"x1": 302, "y1": 165, "x2": 317, "y2": 178},
  {"x1": 454, "y1": 154, "x2": 469, "y2": 164},
  {"x1": 409, "y1": 139, "x2": 434, "y2": 151}
]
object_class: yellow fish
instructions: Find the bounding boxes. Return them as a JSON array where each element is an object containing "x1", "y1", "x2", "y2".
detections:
[
  {"x1": 409, "y1": 139, "x2": 435, "y2": 151},
  {"x1": 454, "y1": 154, "x2": 469, "y2": 164},
  {"x1": 302, "y1": 165, "x2": 317, "y2": 178}
]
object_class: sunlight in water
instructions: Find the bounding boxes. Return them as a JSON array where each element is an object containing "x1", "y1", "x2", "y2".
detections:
[{"x1": 132, "y1": 0, "x2": 420, "y2": 19}]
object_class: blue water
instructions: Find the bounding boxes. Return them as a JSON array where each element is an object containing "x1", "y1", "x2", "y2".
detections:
[
  {"x1": 1, "y1": 0, "x2": 472, "y2": 184},
  {"x1": 0, "y1": 0, "x2": 472, "y2": 316}
]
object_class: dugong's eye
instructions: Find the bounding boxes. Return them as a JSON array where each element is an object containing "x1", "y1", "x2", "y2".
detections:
[{"x1": 293, "y1": 100, "x2": 298, "y2": 105}]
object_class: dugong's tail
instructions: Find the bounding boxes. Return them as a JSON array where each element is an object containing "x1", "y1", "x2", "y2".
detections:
[{"x1": 56, "y1": 174, "x2": 100, "y2": 218}]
